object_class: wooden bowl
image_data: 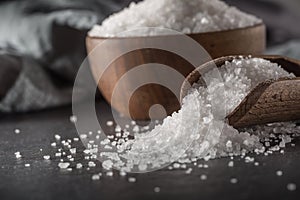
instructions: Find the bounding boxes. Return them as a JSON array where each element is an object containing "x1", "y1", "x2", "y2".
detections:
[
  {"x1": 86, "y1": 24, "x2": 266, "y2": 120},
  {"x1": 180, "y1": 55, "x2": 300, "y2": 128}
]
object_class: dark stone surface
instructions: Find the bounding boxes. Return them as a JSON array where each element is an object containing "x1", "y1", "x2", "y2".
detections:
[{"x1": 0, "y1": 101, "x2": 300, "y2": 200}]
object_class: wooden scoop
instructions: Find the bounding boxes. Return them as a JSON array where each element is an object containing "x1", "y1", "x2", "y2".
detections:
[{"x1": 180, "y1": 55, "x2": 300, "y2": 128}]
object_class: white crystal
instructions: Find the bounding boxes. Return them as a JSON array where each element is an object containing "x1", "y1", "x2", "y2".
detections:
[{"x1": 58, "y1": 162, "x2": 70, "y2": 169}]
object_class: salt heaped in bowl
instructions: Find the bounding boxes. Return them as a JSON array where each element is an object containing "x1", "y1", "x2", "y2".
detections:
[
  {"x1": 88, "y1": 0, "x2": 262, "y2": 37},
  {"x1": 95, "y1": 57, "x2": 299, "y2": 172}
]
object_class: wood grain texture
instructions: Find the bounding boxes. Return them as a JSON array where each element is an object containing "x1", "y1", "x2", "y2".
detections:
[
  {"x1": 180, "y1": 55, "x2": 300, "y2": 128},
  {"x1": 86, "y1": 24, "x2": 265, "y2": 120}
]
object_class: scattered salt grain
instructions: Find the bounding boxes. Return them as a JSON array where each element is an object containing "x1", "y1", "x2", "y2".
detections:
[
  {"x1": 228, "y1": 161, "x2": 234, "y2": 167},
  {"x1": 14, "y1": 152, "x2": 22, "y2": 159},
  {"x1": 115, "y1": 125, "x2": 122, "y2": 132},
  {"x1": 173, "y1": 163, "x2": 180, "y2": 169},
  {"x1": 119, "y1": 171, "x2": 127, "y2": 176},
  {"x1": 106, "y1": 121, "x2": 114, "y2": 126},
  {"x1": 92, "y1": 174, "x2": 100, "y2": 181},
  {"x1": 276, "y1": 171, "x2": 283, "y2": 176},
  {"x1": 154, "y1": 187, "x2": 161, "y2": 193},
  {"x1": 200, "y1": 174, "x2": 207, "y2": 180},
  {"x1": 185, "y1": 168, "x2": 193, "y2": 174},
  {"x1": 70, "y1": 115, "x2": 77, "y2": 123},
  {"x1": 230, "y1": 178, "x2": 238, "y2": 184},
  {"x1": 128, "y1": 177, "x2": 136, "y2": 183},
  {"x1": 80, "y1": 134, "x2": 87, "y2": 139},
  {"x1": 88, "y1": 161, "x2": 96, "y2": 168},
  {"x1": 54, "y1": 134, "x2": 61, "y2": 140},
  {"x1": 70, "y1": 148, "x2": 76, "y2": 154},
  {"x1": 43, "y1": 155, "x2": 50, "y2": 160},
  {"x1": 106, "y1": 171, "x2": 114, "y2": 176},
  {"x1": 58, "y1": 162, "x2": 70, "y2": 169},
  {"x1": 287, "y1": 183, "x2": 297, "y2": 191}
]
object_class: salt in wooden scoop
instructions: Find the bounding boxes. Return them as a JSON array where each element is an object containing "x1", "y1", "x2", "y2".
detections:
[{"x1": 180, "y1": 55, "x2": 300, "y2": 128}]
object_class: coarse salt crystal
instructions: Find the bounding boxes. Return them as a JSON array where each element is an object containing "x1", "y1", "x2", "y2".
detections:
[
  {"x1": 14, "y1": 152, "x2": 22, "y2": 159},
  {"x1": 92, "y1": 174, "x2": 100, "y2": 180},
  {"x1": 230, "y1": 178, "x2": 238, "y2": 184},
  {"x1": 276, "y1": 170, "x2": 283, "y2": 176},
  {"x1": 43, "y1": 155, "x2": 51, "y2": 160},
  {"x1": 154, "y1": 187, "x2": 161, "y2": 193},
  {"x1": 228, "y1": 161, "x2": 234, "y2": 167},
  {"x1": 106, "y1": 121, "x2": 114, "y2": 126},
  {"x1": 14, "y1": 129, "x2": 21, "y2": 134},
  {"x1": 58, "y1": 162, "x2": 70, "y2": 169},
  {"x1": 88, "y1": 161, "x2": 96, "y2": 167},
  {"x1": 287, "y1": 183, "x2": 297, "y2": 191},
  {"x1": 70, "y1": 148, "x2": 76, "y2": 154},
  {"x1": 200, "y1": 174, "x2": 207, "y2": 180},
  {"x1": 54, "y1": 134, "x2": 61, "y2": 140},
  {"x1": 70, "y1": 115, "x2": 77, "y2": 123},
  {"x1": 76, "y1": 163, "x2": 83, "y2": 169},
  {"x1": 128, "y1": 177, "x2": 136, "y2": 183}
]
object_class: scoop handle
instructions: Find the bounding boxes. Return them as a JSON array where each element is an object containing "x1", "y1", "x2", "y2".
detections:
[{"x1": 227, "y1": 77, "x2": 300, "y2": 128}]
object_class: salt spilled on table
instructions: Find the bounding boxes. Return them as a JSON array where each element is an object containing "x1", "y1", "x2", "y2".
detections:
[
  {"x1": 94, "y1": 57, "x2": 299, "y2": 172},
  {"x1": 89, "y1": 0, "x2": 262, "y2": 37}
]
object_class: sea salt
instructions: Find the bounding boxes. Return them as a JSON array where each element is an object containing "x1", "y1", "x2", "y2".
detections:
[
  {"x1": 154, "y1": 187, "x2": 161, "y2": 193},
  {"x1": 58, "y1": 162, "x2": 70, "y2": 169},
  {"x1": 106, "y1": 171, "x2": 114, "y2": 176},
  {"x1": 92, "y1": 174, "x2": 100, "y2": 181},
  {"x1": 54, "y1": 134, "x2": 61, "y2": 141},
  {"x1": 89, "y1": 0, "x2": 262, "y2": 37},
  {"x1": 128, "y1": 177, "x2": 136, "y2": 183},
  {"x1": 93, "y1": 57, "x2": 298, "y2": 172},
  {"x1": 14, "y1": 129, "x2": 20, "y2": 134},
  {"x1": 276, "y1": 170, "x2": 283, "y2": 176},
  {"x1": 14, "y1": 152, "x2": 22, "y2": 159},
  {"x1": 120, "y1": 171, "x2": 127, "y2": 176},
  {"x1": 88, "y1": 161, "x2": 96, "y2": 167},
  {"x1": 200, "y1": 174, "x2": 207, "y2": 180},
  {"x1": 287, "y1": 183, "x2": 297, "y2": 191},
  {"x1": 70, "y1": 115, "x2": 77, "y2": 123},
  {"x1": 106, "y1": 121, "x2": 114, "y2": 126},
  {"x1": 43, "y1": 155, "x2": 51, "y2": 160},
  {"x1": 76, "y1": 163, "x2": 83, "y2": 169},
  {"x1": 230, "y1": 178, "x2": 238, "y2": 184},
  {"x1": 228, "y1": 161, "x2": 234, "y2": 167}
]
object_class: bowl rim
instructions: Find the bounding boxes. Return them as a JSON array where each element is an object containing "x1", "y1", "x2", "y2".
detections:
[{"x1": 86, "y1": 23, "x2": 265, "y2": 40}]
